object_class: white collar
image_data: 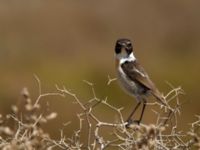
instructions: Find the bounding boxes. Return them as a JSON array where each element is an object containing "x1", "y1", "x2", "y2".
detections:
[{"x1": 119, "y1": 52, "x2": 136, "y2": 64}]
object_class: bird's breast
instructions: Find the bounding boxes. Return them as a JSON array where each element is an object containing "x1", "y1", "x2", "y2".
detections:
[{"x1": 117, "y1": 66, "x2": 139, "y2": 96}]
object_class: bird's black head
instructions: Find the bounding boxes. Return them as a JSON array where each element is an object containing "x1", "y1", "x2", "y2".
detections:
[{"x1": 115, "y1": 38, "x2": 133, "y2": 55}]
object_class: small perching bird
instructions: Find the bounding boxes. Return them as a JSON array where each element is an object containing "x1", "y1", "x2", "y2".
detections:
[{"x1": 115, "y1": 38, "x2": 166, "y2": 125}]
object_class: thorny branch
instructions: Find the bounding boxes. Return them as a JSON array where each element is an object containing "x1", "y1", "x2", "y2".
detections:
[
  {"x1": 0, "y1": 76, "x2": 199, "y2": 150},
  {"x1": 54, "y1": 78, "x2": 193, "y2": 150}
]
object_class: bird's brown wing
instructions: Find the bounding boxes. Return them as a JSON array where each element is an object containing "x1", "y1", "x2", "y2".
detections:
[{"x1": 121, "y1": 60, "x2": 165, "y2": 104}]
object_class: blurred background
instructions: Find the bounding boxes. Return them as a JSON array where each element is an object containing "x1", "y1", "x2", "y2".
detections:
[{"x1": 0, "y1": 0, "x2": 200, "y2": 139}]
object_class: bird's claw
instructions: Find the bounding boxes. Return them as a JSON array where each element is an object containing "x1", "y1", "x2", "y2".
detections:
[{"x1": 125, "y1": 119, "x2": 140, "y2": 128}]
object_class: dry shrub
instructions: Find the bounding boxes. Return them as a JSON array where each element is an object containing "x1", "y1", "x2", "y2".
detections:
[{"x1": 0, "y1": 76, "x2": 199, "y2": 150}]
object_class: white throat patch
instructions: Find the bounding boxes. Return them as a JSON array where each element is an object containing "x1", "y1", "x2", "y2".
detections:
[{"x1": 119, "y1": 52, "x2": 136, "y2": 64}]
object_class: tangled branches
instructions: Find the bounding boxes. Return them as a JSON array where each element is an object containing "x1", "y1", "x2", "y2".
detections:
[{"x1": 0, "y1": 76, "x2": 199, "y2": 150}]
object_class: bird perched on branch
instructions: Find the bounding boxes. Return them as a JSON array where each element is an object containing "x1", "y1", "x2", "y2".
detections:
[{"x1": 115, "y1": 38, "x2": 166, "y2": 125}]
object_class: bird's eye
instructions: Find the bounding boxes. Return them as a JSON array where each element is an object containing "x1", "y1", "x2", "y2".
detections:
[
  {"x1": 115, "y1": 42, "x2": 122, "y2": 54},
  {"x1": 127, "y1": 43, "x2": 132, "y2": 47},
  {"x1": 125, "y1": 44, "x2": 133, "y2": 55},
  {"x1": 115, "y1": 46, "x2": 121, "y2": 54}
]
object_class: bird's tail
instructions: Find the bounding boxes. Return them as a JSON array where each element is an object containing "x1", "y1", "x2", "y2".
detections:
[
  {"x1": 151, "y1": 90, "x2": 167, "y2": 107},
  {"x1": 151, "y1": 90, "x2": 174, "y2": 126}
]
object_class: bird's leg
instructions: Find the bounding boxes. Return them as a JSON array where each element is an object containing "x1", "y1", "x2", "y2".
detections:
[
  {"x1": 126, "y1": 98, "x2": 147, "y2": 127},
  {"x1": 138, "y1": 100, "x2": 146, "y2": 124},
  {"x1": 126, "y1": 101, "x2": 141, "y2": 124}
]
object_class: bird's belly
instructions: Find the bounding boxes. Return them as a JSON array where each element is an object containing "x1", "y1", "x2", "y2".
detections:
[
  {"x1": 117, "y1": 67, "x2": 149, "y2": 100},
  {"x1": 117, "y1": 72, "x2": 139, "y2": 96}
]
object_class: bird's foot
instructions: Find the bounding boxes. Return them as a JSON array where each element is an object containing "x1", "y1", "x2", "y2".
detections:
[{"x1": 125, "y1": 119, "x2": 140, "y2": 128}]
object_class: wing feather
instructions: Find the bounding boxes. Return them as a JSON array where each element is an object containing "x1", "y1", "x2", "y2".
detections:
[{"x1": 121, "y1": 61, "x2": 165, "y2": 104}]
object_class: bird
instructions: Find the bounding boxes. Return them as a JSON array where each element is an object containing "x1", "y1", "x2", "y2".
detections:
[{"x1": 115, "y1": 38, "x2": 166, "y2": 125}]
